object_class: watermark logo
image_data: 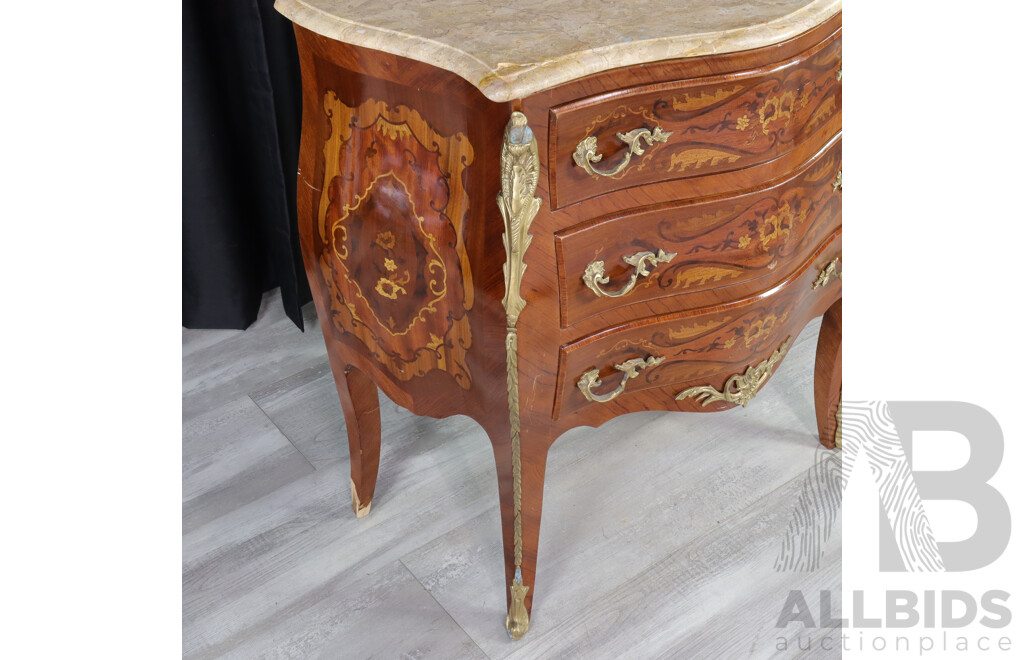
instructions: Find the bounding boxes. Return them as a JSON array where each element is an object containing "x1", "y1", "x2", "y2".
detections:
[
  {"x1": 775, "y1": 400, "x2": 1010, "y2": 572},
  {"x1": 772, "y1": 400, "x2": 1013, "y2": 654}
]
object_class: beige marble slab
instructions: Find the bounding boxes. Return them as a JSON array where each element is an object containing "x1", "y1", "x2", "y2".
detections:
[{"x1": 275, "y1": 0, "x2": 841, "y2": 101}]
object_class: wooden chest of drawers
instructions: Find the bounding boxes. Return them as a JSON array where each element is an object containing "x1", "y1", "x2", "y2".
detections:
[{"x1": 278, "y1": 0, "x2": 841, "y2": 640}]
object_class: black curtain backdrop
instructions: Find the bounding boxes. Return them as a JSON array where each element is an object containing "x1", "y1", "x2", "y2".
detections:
[{"x1": 183, "y1": 0, "x2": 310, "y2": 330}]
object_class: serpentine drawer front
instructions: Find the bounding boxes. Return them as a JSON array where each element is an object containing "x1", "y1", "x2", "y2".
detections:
[
  {"x1": 276, "y1": 0, "x2": 842, "y2": 642},
  {"x1": 548, "y1": 27, "x2": 841, "y2": 209},
  {"x1": 556, "y1": 136, "x2": 842, "y2": 327}
]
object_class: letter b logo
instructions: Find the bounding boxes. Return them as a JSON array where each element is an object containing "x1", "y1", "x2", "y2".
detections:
[{"x1": 878, "y1": 402, "x2": 1010, "y2": 571}]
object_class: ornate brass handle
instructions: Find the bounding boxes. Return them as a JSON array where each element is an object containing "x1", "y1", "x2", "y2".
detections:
[
  {"x1": 813, "y1": 257, "x2": 842, "y2": 289},
  {"x1": 577, "y1": 355, "x2": 665, "y2": 404},
  {"x1": 583, "y1": 248, "x2": 677, "y2": 298},
  {"x1": 573, "y1": 126, "x2": 673, "y2": 177}
]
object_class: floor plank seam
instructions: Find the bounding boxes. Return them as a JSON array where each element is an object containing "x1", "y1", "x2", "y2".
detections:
[
  {"x1": 625, "y1": 457, "x2": 839, "y2": 592},
  {"x1": 248, "y1": 393, "x2": 318, "y2": 471},
  {"x1": 398, "y1": 556, "x2": 493, "y2": 660}
]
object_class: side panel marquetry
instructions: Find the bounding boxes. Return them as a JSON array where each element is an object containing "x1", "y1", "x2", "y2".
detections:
[
  {"x1": 553, "y1": 232, "x2": 842, "y2": 420},
  {"x1": 316, "y1": 93, "x2": 476, "y2": 388},
  {"x1": 549, "y1": 27, "x2": 841, "y2": 208},
  {"x1": 556, "y1": 136, "x2": 841, "y2": 327}
]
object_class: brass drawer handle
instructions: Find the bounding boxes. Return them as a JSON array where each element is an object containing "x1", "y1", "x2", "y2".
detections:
[
  {"x1": 813, "y1": 257, "x2": 842, "y2": 289},
  {"x1": 675, "y1": 337, "x2": 792, "y2": 408},
  {"x1": 583, "y1": 248, "x2": 677, "y2": 298},
  {"x1": 577, "y1": 355, "x2": 665, "y2": 404},
  {"x1": 573, "y1": 126, "x2": 673, "y2": 177}
]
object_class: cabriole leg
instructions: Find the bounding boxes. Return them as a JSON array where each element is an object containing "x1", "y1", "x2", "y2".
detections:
[
  {"x1": 814, "y1": 298, "x2": 842, "y2": 448},
  {"x1": 329, "y1": 357, "x2": 382, "y2": 517}
]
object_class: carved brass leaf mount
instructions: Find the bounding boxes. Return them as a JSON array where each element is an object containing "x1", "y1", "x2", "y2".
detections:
[
  {"x1": 497, "y1": 111, "x2": 540, "y2": 641},
  {"x1": 583, "y1": 248, "x2": 677, "y2": 298},
  {"x1": 813, "y1": 257, "x2": 842, "y2": 290},
  {"x1": 577, "y1": 355, "x2": 665, "y2": 404},
  {"x1": 675, "y1": 337, "x2": 792, "y2": 408},
  {"x1": 573, "y1": 126, "x2": 673, "y2": 177}
]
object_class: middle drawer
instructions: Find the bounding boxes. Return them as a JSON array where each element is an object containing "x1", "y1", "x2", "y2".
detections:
[{"x1": 554, "y1": 135, "x2": 841, "y2": 328}]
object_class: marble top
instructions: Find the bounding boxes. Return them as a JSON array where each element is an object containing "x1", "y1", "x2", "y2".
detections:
[{"x1": 276, "y1": 0, "x2": 841, "y2": 102}]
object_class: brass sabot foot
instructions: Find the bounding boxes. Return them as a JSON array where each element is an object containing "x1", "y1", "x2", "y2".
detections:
[
  {"x1": 351, "y1": 479, "x2": 372, "y2": 518},
  {"x1": 505, "y1": 569, "x2": 530, "y2": 640}
]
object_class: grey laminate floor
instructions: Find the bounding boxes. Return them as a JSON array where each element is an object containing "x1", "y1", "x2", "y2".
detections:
[{"x1": 183, "y1": 289, "x2": 841, "y2": 659}]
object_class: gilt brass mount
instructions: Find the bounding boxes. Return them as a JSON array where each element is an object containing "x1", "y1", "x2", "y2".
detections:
[
  {"x1": 577, "y1": 355, "x2": 665, "y2": 404},
  {"x1": 573, "y1": 126, "x2": 672, "y2": 177},
  {"x1": 506, "y1": 568, "x2": 530, "y2": 640},
  {"x1": 497, "y1": 111, "x2": 540, "y2": 641},
  {"x1": 813, "y1": 257, "x2": 842, "y2": 290},
  {"x1": 675, "y1": 337, "x2": 792, "y2": 407},
  {"x1": 583, "y1": 248, "x2": 677, "y2": 298}
]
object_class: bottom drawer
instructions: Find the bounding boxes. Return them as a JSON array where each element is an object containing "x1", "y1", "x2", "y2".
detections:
[{"x1": 552, "y1": 232, "x2": 842, "y2": 420}]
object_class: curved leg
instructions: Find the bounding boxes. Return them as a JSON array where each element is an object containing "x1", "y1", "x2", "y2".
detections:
[
  {"x1": 329, "y1": 356, "x2": 382, "y2": 518},
  {"x1": 489, "y1": 424, "x2": 551, "y2": 640},
  {"x1": 814, "y1": 298, "x2": 842, "y2": 448}
]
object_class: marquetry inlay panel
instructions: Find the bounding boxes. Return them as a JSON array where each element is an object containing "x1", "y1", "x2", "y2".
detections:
[{"x1": 317, "y1": 93, "x2": 475, "y2": 388}]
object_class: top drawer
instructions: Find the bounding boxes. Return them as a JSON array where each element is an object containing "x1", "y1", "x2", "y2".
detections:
[{"x1": 547, "y1": 28, "x2": 841, "y2": 209}]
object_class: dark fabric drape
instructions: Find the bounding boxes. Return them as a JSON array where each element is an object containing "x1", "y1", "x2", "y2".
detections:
[{"x1": 183, "y1": 0, "x2": 310, "y2": 330}]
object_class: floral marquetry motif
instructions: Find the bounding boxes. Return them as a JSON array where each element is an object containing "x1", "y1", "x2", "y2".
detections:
[{"x1": 317, "y1": 93, "x2": 475, "y2": 388}]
